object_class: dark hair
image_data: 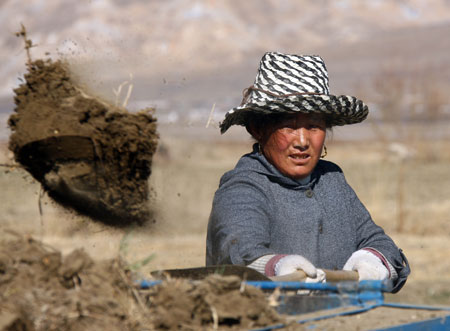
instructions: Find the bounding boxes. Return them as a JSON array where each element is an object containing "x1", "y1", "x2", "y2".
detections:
[{"x1": 245, "y1": 112, "x2": 332, "y2": 142}]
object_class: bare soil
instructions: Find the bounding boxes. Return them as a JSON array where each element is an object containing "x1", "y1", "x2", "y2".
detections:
[
  {"x1": 0, "y1": 232, "x2": 283, "y2": 331},
  {"x1": 8, "y1": 58, "x2": 158, "y2": 225},
  {"x1": 0, "y1": 231, "x2": 145, "y2": 330}
]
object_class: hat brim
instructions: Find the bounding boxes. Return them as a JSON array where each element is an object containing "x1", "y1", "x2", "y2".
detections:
[{"x1": 220, "y1": 94, "x2": 368, "y2": 134}]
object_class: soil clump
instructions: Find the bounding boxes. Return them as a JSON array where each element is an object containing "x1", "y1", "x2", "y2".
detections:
[
  {"x1": 0, "y1": 233, "x2": 284, "y2": 331},
  {"x1": 8, "y1": 58, "x2": 158, "y2": 225},
  {"x1": 146, "y1": 275, "x2": 284, "y2": 330},
  {"x1": 0, "y1": 232, "x2": 147, "y2": 331}
]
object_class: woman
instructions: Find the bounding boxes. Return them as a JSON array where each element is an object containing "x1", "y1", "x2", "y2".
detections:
[{"x1": 206, "y1": 52, "x2": 410, "y2": 292}]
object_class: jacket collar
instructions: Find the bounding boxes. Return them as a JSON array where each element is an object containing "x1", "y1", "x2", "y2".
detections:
[{"x1": 245, "y1": 143, "x2": 317, "y2": 190}]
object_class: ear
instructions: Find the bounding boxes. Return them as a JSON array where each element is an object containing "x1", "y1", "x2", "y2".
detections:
[{"x1": 246, "y1": 121, "x2": 263, "y2": 141}]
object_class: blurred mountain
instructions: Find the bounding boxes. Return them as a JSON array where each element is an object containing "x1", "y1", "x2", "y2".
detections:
[{"x1": 1, "y1": 0, "x2": 450, "y2": 133}]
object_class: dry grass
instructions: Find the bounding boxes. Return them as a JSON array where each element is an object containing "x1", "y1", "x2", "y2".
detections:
[{"x1": 327, "y1": 139, "x2": 450, "y2": 236}]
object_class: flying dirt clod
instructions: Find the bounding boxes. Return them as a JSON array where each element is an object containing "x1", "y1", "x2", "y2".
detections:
[{"x1": 8, "y1": 55, "x2": 159, "y2": 225}]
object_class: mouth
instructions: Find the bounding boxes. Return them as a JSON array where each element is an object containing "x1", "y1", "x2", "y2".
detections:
[{"x1": 289, "y1": 154, "x2": 310, "y2": 162}]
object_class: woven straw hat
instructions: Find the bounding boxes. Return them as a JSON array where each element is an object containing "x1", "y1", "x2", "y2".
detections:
[{"x1": 220, "y1": 52, "x2": 368, "y2": 133}]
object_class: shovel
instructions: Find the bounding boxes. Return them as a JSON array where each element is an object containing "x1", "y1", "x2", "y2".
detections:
[{"x1": 150, "y1": 264, "x2": 358, "y2": 282}]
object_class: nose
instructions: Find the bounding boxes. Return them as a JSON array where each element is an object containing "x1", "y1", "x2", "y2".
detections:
[{"x1": 293, "y1": 127, "x2": 309, "y2": 150}]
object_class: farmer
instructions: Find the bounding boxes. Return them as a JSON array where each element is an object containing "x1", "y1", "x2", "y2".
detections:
[{"x1": 206, "y1": 52, "x2": 410, "y2": 292}]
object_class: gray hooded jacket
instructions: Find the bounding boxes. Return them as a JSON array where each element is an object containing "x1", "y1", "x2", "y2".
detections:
[{"x1": 206, "y1": 144, "x2": 410, "y2": 292}]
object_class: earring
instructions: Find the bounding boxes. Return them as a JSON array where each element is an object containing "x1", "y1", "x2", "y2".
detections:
[
  {"x1": 321, "y1": 145, "x2": 327, "y2": 158},
  {"x1": 258, "y1": 143, "x2": 263, "y2": 155}
]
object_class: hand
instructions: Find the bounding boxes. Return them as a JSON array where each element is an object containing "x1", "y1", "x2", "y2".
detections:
[
  {"x1": 297, "y1": 268, "x2": 326, "y2": 295},
  {"x1": 343, "y1": 250, "x2": 389, "y2": 281},
  {"x1": 275, "y1": 255, "x2": 317, "y2": 278}
]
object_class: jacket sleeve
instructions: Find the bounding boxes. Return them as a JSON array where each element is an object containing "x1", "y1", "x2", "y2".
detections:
[
  {"x1": 345, "y1": 178, "x2": 411, "y2": 293},
  {"x1": 206, "y1": 174, "x2": 274, "y2": 266}
]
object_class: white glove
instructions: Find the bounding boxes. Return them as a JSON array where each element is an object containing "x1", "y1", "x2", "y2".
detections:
[
  {"x1": 297, "y1": 268, "x2": 326, "y2": 295},
  {"x1": 343, "y1": 250, "x2": 389, "y2": 281},
  {"x1": 275, "y1": 255, "x2": 318, "y2": 279}
]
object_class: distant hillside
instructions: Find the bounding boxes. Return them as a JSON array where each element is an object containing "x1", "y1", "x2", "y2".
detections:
[{"x1": 1, "y1": 0, "x2": 449, "y2": 135}]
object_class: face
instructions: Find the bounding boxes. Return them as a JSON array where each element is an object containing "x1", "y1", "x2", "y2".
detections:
[{"x1": 258, "y1": 113, "x2": 326, "y2": 180}]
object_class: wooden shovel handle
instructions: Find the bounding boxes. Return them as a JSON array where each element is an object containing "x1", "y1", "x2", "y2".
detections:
[{"x1": 270, "y1": 269, "x2": 359, "y2": 282}]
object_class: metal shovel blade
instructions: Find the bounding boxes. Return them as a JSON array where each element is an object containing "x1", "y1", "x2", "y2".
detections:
[
  {"x1": 151, "y1": 264, "x2": 271, "y2": 281},
  {"x1": 151, "y1": 265, "x2": 358, "y2": 282}
]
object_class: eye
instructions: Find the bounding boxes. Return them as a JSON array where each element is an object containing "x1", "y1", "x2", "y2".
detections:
[
  {"x1": 278, "y1": 127, "x2": 296, "y2": 135},
  {"x1": 308, "y1": 121, "x2": 326, "y2": 130},
  {"x1": 274, "y1": 118, "x2": 295, "y2": 131},
  {"x1": 308, "y1": 124, "x2": 320, "y2": 130}
]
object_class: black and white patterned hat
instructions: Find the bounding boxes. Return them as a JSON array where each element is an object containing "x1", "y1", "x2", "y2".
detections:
[{"x1": 220, "y1": 52, "x2": 368, "y2": 133}]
